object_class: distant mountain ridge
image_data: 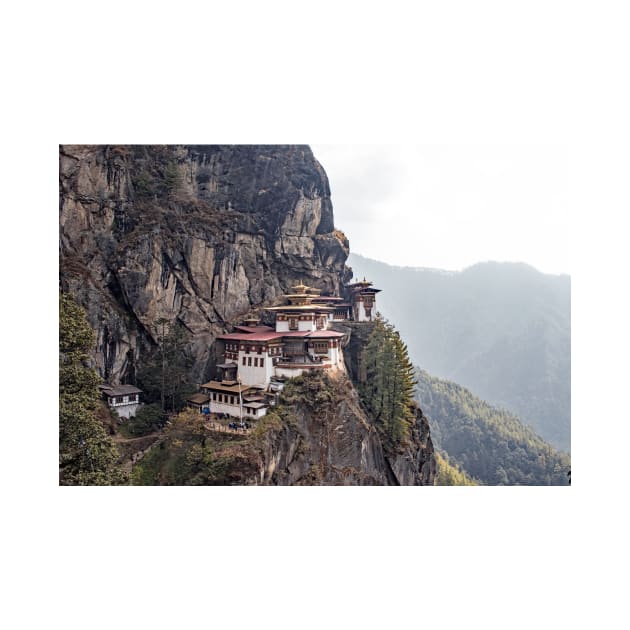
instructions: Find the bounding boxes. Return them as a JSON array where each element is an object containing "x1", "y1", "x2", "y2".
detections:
[{"x1": 348, "y1": 253, "x2": 571, "y2": 452}]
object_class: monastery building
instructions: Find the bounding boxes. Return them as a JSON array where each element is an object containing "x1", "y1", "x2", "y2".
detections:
[{"x1": 189, "y1": 279, "x2": 381, "y2": 420}]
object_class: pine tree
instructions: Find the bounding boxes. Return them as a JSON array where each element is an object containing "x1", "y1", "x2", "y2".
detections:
[
  {"x1": 359, "y1": 317, "x2": 417, "y2": 450},
  {"x1": 137, "y1": 319, "x2": 195, "y2": 412},
  {"x1": 59, "y1": 292, "x2": 128, "y2": 485}
]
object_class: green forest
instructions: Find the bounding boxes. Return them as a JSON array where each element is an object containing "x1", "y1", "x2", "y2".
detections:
[
  {"x1": 415, "y1": 368, "x2": 570, "y2": 485},
  {"x1": 136, "y1": 318, "x2": 196, "y2": 412},
  {"x1": 434, "y1": 453, "x2": 478, "y2": 486}
]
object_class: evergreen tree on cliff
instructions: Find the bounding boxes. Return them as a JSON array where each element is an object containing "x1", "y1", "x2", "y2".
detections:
[
  {"x1": 136, "y1": 319, "x2": 195, "y2": 412},
  {"x1": 59, "y1": 292, "x2": 127, "y2": 485},
  {"x1": 360, "y1": 317, "x2": 417, "y2": 449}
]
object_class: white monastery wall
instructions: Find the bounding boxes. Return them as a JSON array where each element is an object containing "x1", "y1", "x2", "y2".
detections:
[
  {"x1": 209, "y1": 399, "x2": 266, "y2": 419},
  {"x1": 237, "y1": 350, "x2": 274, "y2": 387},
  {"x1": 298, "y1": 320, "x2": 316, "y2": 332}
]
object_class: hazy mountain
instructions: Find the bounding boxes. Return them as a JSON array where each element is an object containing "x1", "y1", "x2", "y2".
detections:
[
  {"x1": 348, "y1": 253, "x2": 570, "y2": 452},
  {"x1": 415, "y1": 368, "x2": 570, "y2": 485}
]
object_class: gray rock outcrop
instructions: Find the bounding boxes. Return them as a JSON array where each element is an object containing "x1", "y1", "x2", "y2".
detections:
[
  {"x1": 59, "y1": 144, "x2": 349, "y2": 383},
  {"x1": 253, "y1": 374, "x2": 435, "y2": 486}
]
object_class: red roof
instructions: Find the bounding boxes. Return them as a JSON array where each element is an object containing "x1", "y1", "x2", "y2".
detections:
[
  {"x1": 281, "y1": 330, "x2": 345, "y2": 338},
  {"x1": 217, "y1": 329, "x2": 345, "y2": 342},
  {"x1": 217, "y1": 331, "x2": 284, "y2": 341},
  {"x1": 233, "y1": 325, "x2": 275, "y2": 333}
]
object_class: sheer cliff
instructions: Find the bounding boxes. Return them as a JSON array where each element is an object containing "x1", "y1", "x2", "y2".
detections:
[
  {"x1": 254, "y1": 372, "x2": 435, "y2": 486},
  {"x1": 59, "y1": 145, "x2": 350, "y2": 384}
]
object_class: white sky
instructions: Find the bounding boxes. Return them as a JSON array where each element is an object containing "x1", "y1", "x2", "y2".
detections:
[{"x1": 312, "y1": 144, "x2": 569, "y2": 275}]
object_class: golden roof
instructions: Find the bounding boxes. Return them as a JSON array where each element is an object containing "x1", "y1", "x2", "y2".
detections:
[{"x1": 290, "y1": 281, "x2": 309, "y2": 294}]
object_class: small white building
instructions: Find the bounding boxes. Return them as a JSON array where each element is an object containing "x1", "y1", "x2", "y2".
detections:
[
  {"x1": 346, "y1": 279, "x2": 382, "y2": 322},
  {"x1": 200, "y1": 380, "x2": 268, "y2": 420},
  {"x1": 99, "y1": 384, "x2": 143, "y2": 419}
]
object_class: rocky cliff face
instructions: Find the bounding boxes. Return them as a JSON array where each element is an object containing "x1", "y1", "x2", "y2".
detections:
[
  {"x1": 59, "y1": 145, "x2": 350, "y2": 383},
  {"x1": 254, "y1": 374, "x2": 435, "y2": 486}
]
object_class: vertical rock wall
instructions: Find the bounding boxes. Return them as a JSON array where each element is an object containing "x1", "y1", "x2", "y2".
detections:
[
  {"x1": 254, "y1": 374, "x2": 435, "y2": 486},
  {"x1": 59, "y1": 145, "x2": 350, "y2": 383}
]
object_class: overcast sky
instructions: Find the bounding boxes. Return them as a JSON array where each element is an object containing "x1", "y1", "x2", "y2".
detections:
[{"x1": 311, "y1": 145, "x2": 569, "y2": 276}]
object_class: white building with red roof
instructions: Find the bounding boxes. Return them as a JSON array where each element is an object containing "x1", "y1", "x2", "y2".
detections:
[
  {"x1": 218, "y1": 328, "x2": 281, "y2": 388},
  {"x1": 215, "y1": 282, "x2": 348, "y2": 390},
  {"x1": 191, "y1": 280, "x2": 380, "y2": 419}
]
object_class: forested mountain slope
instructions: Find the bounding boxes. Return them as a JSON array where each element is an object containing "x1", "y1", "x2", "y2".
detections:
[
  {"x1": 415, "y1": 368, "x2": 570, "y2": 485},
  {"x1": 348, "y1": 253, "x2": 570, "y2": 452},
  {"x1": 434, "y1": 453, "x2": 478, "y2": 486}
]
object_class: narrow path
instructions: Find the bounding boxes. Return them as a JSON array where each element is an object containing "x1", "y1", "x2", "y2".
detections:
[{"x1": 113, "y1": 433, "x2": 159, "y2": 443}]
